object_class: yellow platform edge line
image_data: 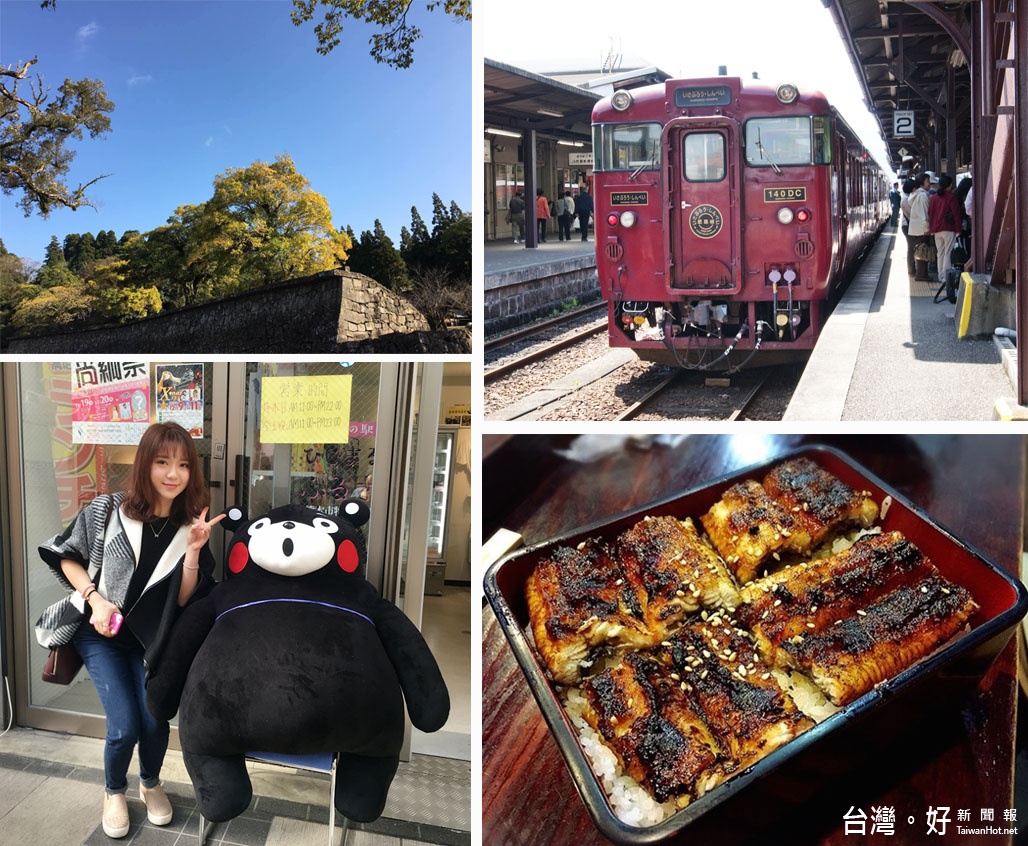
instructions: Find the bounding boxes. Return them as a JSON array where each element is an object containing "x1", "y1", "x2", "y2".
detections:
[{"x1": 957, "y1": 271, "x2": 976, "y2": 338}]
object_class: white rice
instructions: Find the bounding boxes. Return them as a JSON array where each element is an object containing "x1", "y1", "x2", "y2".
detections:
[{"x1": 563, "y1": 687, "x2": 679, "y2": 827}]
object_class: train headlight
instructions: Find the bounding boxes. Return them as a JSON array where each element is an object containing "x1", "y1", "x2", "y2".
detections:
[
  {"x1": 776, "y1": 83, "x2": 799, "y2": 104},
  {"x1": 776, "y1": 207, "x2": 795, "y2": 224},
  {"x1": 611, "y1": 89, "x2": 633, "y2": 111},
  {"x1": 607, "y1": 211, "x2": 638, "y2": 227},
  {"x1": 795, "y1": 208, "x2": 811, "y2": 223}
]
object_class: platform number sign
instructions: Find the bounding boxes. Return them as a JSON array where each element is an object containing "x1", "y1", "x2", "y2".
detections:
[{"x1": 894, "y1": 110, "x2": 915, "y2": 138}]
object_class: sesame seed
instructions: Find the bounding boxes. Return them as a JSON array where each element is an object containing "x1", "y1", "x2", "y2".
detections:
[{"x1": 856, "y1": 609, "x2": 867, "y2": 617}]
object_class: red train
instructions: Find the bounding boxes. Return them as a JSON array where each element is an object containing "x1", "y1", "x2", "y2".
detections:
[{"x1": 592, "y1": 75, "x2": 890, "y2": 369}]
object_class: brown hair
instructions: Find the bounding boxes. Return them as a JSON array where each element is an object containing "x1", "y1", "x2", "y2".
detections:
[{"x1": 123, "y1": 422, "x2": 209, "y2": 525}]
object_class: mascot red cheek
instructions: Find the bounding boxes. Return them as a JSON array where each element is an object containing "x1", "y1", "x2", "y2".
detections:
[{"x1": 146, "y1": 500, "x2": 450, "y2": 824}]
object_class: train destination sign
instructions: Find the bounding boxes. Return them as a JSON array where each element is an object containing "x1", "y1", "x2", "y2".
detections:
[
  {"x1": 674, "y1": 85, "x2": 733, "y2": 108},
  {"x1": 764, "y1": 187, "x2": 807, "y2": 203},
  {"x1": 611, "y1": 191, "x2": 649, "y2": 206}
]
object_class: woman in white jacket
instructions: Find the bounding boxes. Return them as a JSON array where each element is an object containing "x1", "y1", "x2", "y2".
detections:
[
  {"x1": 905, "y1": 173, "x2": 932, "y2": 276},
  {"x1": 38, "y1": 422, "x2": 224, "y2": 838}
]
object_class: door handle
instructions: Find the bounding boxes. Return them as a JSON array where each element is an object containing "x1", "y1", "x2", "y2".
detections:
[{"x1": 232, "y1": 454, "x2": 247, "y2": 507}]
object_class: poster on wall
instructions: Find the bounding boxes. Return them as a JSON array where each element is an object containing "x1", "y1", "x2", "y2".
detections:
[
  {"x1": 45, "y1": 364, "x2": 110, "y2": 520},
  {"x1": 445, "y1": 402, "x2": 471, "y2": 427},
  {"x1": 71, "y1": 361, "x2": 150, "y2": 445},
  {"x1": 155, "y1": 363, "x2": 205, "y2": 437},
  {"x1": 260, "y1": 374, "x2": 352, "y2": 443}
]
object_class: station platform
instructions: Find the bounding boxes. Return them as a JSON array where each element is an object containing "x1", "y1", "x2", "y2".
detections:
[
  {"x1": 483, "y1": 238, "x2": 596, "y2": 276},
  {"x1": 784, "y1": 228, "x2": 1017, "y2": 422}
]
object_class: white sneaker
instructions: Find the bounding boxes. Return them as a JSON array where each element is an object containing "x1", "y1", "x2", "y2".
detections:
[
  {"x1": 140, "y1": 783, "x2": 173, "y2": 826},
  {"x1": 103, "y1": 792, "x2": 131, "y2": 839}
]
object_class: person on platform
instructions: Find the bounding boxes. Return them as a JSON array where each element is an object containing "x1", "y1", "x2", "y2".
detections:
[
  {"x1": 888, "y1": 181, "x2": 901, "y2": 227},
  {"x1": 928, "y1": 174, "x2": 963, "y2": 286},
  {"x1": 575, "y1": 187, "x2": 594, "y2": 242},
  {"x1": 906, "y1": 173, "x2": 932, "y2": 276},
  {"x1": 556, "y1": 191, "x2": 575, "y2": 242},
  {"x1": 507, "y1": 191, "x2": 526, "y2": 244},
  {"x1": 535, "y1": 189, "x2": 551, "y2": 243}
]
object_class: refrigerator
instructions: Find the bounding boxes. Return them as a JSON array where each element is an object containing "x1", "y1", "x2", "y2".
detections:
[{"x1": 425, "y1": 428, "x2": 456, "y2": 595}]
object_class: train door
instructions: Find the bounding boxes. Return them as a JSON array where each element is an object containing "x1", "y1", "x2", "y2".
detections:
[{"x1": 665, "y1": 119, "x2": 741, "y2": 291}]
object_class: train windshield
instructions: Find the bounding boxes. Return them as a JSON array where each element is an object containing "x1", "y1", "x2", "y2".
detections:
[
  {"x1": 684, "y1": 132, "x2": 726, "y2": 182},
  {"x1": 744, "y1": 116, "x2": 832, "y2": 167},
  {"x1": 593, "y1": 122, "x2": 662, "y2": 172}
]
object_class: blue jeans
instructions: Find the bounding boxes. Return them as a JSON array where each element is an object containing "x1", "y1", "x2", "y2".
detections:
[{"x1": 75, "y1": 625, "x2": 169, "y2": 794}]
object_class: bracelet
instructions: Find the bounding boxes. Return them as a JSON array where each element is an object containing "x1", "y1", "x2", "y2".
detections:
[
  {"x1": 80, "y1": 582, "x2": 96, "y2": 600},
  {"x1": 83, "y1": 586, "x2": 98, "y2": 601}
]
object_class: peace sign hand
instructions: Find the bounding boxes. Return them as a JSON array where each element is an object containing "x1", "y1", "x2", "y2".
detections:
[{"x1": 187, "y1": 507, "x2": 226, "y2": 552}]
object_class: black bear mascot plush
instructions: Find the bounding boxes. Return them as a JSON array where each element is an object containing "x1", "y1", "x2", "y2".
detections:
[{"x1": 146, "y1": 501, "x2": 450, "y2": 823}]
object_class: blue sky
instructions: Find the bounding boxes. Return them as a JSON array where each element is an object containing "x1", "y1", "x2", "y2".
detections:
[{"x1": 1, "y1": 0, "x2": 471, "y2": 264}]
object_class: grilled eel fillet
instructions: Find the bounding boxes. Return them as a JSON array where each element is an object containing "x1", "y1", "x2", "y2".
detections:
[
  {"x1": 526, "y1": 539, "x2": 646, "y2": 685},
  {"x1": 579, "y1": 616, "x2": 813, "y2": 803},
  {"x1": 762, "y1": 457, "x2": 879, "y2": 550},
  {"x1": 617, "y1": 516, "x2": 740, "y2": 641},
  {"x1": 526, "y1": 518, "x2": 739, "y2": 684},
  {"x1": 579, "y1": 652, "x2": 721, "y2": 804},
  {"x1": 701, "y1": 459, "x2": 878, "y2": 584},
  {"x1": 737, "y1": 531, "x2": 978, "y2": 706}
]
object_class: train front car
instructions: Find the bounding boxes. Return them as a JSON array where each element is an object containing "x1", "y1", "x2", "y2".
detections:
[{"x1": 594, "y1": 76, "x2": 867, "y2": 370}]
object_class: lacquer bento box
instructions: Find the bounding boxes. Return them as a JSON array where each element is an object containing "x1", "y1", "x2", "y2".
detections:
[{"x1": 483, "y1": 446, "x2": 1028, "y2": 844}]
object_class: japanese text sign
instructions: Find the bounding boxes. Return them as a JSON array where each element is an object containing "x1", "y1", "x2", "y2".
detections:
[
  {"x1": 260, "y1": 375, "x2": 352, "y2": 444},
  {"x1": 72, "y1": 361, "x2": 150, "y2": 445}
]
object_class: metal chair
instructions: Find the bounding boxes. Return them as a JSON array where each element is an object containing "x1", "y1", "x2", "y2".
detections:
[{"x1": 198, "y1": 751, "x2": 343, "y2": 845}]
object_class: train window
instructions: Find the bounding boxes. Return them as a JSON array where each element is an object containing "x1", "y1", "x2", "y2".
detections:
[
  {"x1": 593, "y1": 122, "x2": 662, "y2": 172},
  {"x1": 812, "y1": 116, "x2": 832, "y2": 165},
  {"x1": 684, "y1": 133, "x2": 726, "y2": 182},
  {"x1": 744, "y1": 117, "x2": 813, "y2": 167}
]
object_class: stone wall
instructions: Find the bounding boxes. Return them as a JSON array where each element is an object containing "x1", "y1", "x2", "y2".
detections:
[
  {"x1": 484, "y1": 253, "x2": 600, "y2": 335},
  {"x1": 6, "y1": 269, "x2": 436, "y2": 353}
]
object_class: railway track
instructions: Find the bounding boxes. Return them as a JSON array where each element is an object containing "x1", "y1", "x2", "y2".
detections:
[
  {"x1": 614, "y1": 372, "x2": 771, "y2": 421},
  {"x1": 484, "y1": 301, "x2": 607, "y2": 353},
  {"x1": 485, "y1": 318, "x2": 607, "y2": 383}
]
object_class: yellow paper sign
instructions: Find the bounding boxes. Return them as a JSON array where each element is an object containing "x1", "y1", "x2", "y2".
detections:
[{"x1": 260, "y1": 375, "x2": 352, "y2": 443}]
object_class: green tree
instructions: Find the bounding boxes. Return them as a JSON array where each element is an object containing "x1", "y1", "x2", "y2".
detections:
[
  {"x1": 290, "y1": 0, "x2": 470, "y2": 68},
  {"x1": 11, "y1": 277, "x2": 97, "y2": 333},
  {"x1": 1, "y1": 56, "x2": 114, "y2": 216},
  {"x1": 36, "y1": 235, "x2": 78, "y2": 288},
  {"x1": 86, "y1": 257, "x2": 162, "y2": 322},
  {"x1": 0, "y1": 251, "x2": 39, "y2": 334},
  {"x1": 202, "y1": 154, "x2": 351, "y2": 291},
  {"x1": 347, "y1": 219, "x2": 410, "y2": 292}
]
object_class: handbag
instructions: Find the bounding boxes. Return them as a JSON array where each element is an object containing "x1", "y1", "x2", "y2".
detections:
[
  {"x1": 38, "y1": 495, "x2": 114, "y2": 684},
  {"x1": 42, "y1": 642, "x2": 84, "y2": 685}
]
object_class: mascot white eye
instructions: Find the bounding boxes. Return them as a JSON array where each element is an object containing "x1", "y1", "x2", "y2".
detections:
[
  {"x1": 313, "y1": 517, "x2": 338, "y2": 533},
  {"x1": 248, "y1": 517, "x2": 271, "y2": 536}
]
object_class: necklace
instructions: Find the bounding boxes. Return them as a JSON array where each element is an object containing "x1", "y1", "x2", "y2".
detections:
[{"x1": 150, "y1": 516, "x2": 171, "y2": 538}]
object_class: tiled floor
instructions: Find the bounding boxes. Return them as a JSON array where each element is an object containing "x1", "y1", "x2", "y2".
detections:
[{"x1": 0, "y1": 728, "x2": 470, "y2": 846}]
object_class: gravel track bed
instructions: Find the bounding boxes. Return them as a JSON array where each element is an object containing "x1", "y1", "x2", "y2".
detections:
[
  {"x1": 484, "y1": 309, "x2": 606, "y2": 369},
  {"x1": 484, "y1": 333, "x2": 612, "y2": 417},
  {"x1": 538, "y1": 362, "x2": 806, "y2": 422}
]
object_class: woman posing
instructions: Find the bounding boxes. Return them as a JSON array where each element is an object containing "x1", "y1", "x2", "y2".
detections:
[{"x1": 38, "y1": 422, "x2": 224, "y2": 838}]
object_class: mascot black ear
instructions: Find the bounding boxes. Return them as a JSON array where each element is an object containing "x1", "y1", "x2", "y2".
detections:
[
  {"x1": 219, "y1": 505, "x2": 247, "y2": 533},
  {"x1": 338, "y1": 498, "x2": 370, "y2": 529}
]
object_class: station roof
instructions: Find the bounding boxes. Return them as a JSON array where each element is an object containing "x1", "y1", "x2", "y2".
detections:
[
  {"x1": 484, "y1": 59, "x2": 601, "y2": 143},
  {"x1": 823, "y1": 0, "x2": 974, "y2": 174}
]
